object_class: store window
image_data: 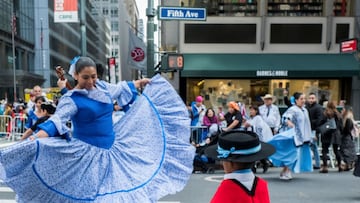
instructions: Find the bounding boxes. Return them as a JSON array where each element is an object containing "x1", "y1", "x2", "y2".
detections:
[
  {"x1": 267, "y1": 0, "x2": 323, "y2": 17},
  {"x1": 335, "y1": 23, "x2": 349, "y2": 43},
  {"x1": 270, "y1": 24, "x2": 322, "y2": 44},
  {"x1": 186, "y1": 78, "x2": 340, "y2": 114},
  {"x1": 185, "y1": 0, "x2": 258, "y2": 17},
  {"x1": 185, "y1": 24, "x2": 257, "y2": 43}
]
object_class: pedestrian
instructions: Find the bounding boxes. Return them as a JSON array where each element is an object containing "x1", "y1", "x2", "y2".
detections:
[
  {"x1": 0, "y1": 56, "x2": 195, "y2": 202},
  {"x1": 259, "y1": 94, "x2": 281, "y2": 135},
  {"x1": 319, "y1": 101, "x2": 344, "y2": 173},
  {"x1": 305, "y1": 92, "x2": 323, "y2": 170},
  {"x1": 205, "y1": 130, "x2": 275, "y2": 203}
]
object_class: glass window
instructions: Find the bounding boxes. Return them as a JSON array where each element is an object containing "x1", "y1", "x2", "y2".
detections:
[
  {"x1": 103, "y1": 8, "x2": 108, "y2": 15},
  {"x1": 270, "y1": 24, "x2": 322, "y2": 44},
  {"x1": 185, "y1": 78, "x2": 341, "y2": 114},
  {"x1": 111, "y1": 22, "x2": 119, "y2": 30},
  {"x1": 267, "y1": 0, "x2": 323, "y2": 17},
  {"x1": 185, "y1": 24, "x2": 257, "y2": 43},
  {"x1": 111, "y1": 8, "x2": 118, "y2": 17},
  {"x1": 335, "y1": 24, "x2": 349, "y2": 44}
]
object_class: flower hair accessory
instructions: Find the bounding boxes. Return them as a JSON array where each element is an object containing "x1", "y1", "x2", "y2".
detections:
[{"x1": 68, "y1": 56, "x2": 81, "y2": 78}]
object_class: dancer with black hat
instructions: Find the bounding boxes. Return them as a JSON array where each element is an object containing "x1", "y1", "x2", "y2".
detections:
[{"x1": 205, "y1": 130, "x2": 275, "y2": 203}]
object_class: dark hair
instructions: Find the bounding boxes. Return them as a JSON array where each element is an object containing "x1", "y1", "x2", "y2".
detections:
[
  {"x1": 293, "y1": 92, "x2": 303, "y2": 100},
  {"x1": 34, "y1": 96, "x2": 46, "y2": 104},
  {"x1": 249, "y1": 105, "x2": 260, "y2": 115},
  {"x1": 41, "y1": 102, "x2": 56, "y2": 115},
  {"x1": 343, "y1": 118, "x2": 354, "y2": 135},
  {"x1": 309, "y1": 92, "x2": 316, "y2": 96},
  {"x1": 205, "y1": 108, "x2": 215, "y2": 117},
  {"x1": 96, "y1": 63, "x2": 105, "y2": 79},
  {"x1": 75, "y1": 57, "x2": 96, "y2": 74}
]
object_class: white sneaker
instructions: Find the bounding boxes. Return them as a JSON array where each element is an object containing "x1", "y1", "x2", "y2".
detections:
[{"x1": 280, "y1": 171, "x2": 292, "y2": 180}]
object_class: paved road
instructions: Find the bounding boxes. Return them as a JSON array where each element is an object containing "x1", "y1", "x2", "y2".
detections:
[
  {"x1": 1, "y1": 140, "x2": 359, "y2": 203},
  {"x1": 160, "y1": 167, "x2": 360, "y2": 203}
]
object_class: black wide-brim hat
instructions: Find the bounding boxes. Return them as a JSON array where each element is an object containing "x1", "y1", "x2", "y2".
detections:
[{"x1": 205, "y1": 130, "x2": 275, "y2": 163}]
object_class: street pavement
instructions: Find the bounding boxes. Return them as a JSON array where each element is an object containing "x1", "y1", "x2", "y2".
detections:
[{"x1": 0, "y1": 139, "x2": 359, "y2": 203}]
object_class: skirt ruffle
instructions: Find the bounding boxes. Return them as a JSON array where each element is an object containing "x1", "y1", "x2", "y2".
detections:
[
  {"x1": 0, "y1": 74, "x2": 195, "y2": 202},
  {"x1": 268, "y1": 128, "x2": 312, "y2": 173}
]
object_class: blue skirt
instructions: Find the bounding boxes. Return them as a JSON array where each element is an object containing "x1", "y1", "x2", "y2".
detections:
[
  {"x1": 268, "y1": 128, "x2": 313, "y2": 173},
  {"x1": 0, "y1": 75, "x2": 195, "y2": 202}
]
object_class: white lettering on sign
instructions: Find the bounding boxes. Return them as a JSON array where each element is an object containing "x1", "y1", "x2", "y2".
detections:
[
  {"x1": 256, "y1": 70, "x2": 288, "y2": 77},
  {"x1": 185, "y1": 10, "x2": 199, "y2": 18},
  {"x1": 167, "y1": 10, "x2": 184, "y2": 18}
]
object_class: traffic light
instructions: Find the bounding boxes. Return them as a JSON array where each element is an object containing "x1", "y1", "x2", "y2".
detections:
[{"x1": 161, "y1": 54, "x2": 184, "y2": 71}]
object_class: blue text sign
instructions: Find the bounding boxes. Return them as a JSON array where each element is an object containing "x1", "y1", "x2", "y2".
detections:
[{"x1": 158, "y1": 7, "x2": 206, "y2": 21}]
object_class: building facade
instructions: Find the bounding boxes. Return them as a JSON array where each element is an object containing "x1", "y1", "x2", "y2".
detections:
[
  {"x1": 0, "y1": 0, "x2": 39, "y2": 102},
  {"x1": 0, "y1": 0, "x2": 110, "y2": 102},
  {"x1": 161, "y1": 0, "x2": 360, "y2": 118},
  {"x1": 92, "y1": 0, "x2": 142, "y2": 82}
]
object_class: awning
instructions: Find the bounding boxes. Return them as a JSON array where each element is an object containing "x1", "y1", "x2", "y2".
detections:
[{"x1": 181, "y1": 54, "x2": 359, "y2": 78}]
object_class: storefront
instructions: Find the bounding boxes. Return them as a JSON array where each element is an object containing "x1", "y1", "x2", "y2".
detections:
[{"x1": 180, "y1": 53, "x2": 359, "y2": 114}]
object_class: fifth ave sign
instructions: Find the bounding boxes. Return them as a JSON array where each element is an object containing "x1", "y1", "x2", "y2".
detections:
[{"x1": 158, "y1": 7, "x2": 206, "y2": 21}]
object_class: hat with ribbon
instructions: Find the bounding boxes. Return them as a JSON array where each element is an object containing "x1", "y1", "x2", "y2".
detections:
[{"x1": 205, "y1": 130, "x2": 275, "y2": 163}]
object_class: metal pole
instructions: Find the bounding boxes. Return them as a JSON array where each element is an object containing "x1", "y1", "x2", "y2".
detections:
[
  {"x1": 11, "y1": 4, "x2": 16, "y2": 102},
  {"x1": 80, "y1": 0, "x2": 86, "y2": 56},
  {"x1": 146, "y1": 0, "x2": 155, "y2": 77}
]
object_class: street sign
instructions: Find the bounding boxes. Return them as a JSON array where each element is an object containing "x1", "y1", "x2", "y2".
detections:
[
  {"x1": 340, "y1": 38, "x2": 358, "y2": 53},
  {"x1": 158, "y1": 7, "x2": 206, "y2": 21}
]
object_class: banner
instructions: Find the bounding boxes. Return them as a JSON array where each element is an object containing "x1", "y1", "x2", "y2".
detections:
[
  {"x1": 108, "y1": 57, "x2": 116, "y2": 84},
  {"x1": 128, "y1": 29, "x2": 147, "y2": 71},
  {"x1": 54, "y1": 0, "x2": 78, "y2": 23}
]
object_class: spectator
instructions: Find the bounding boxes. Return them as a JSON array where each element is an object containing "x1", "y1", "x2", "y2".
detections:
[
  {"x1": 222, "y1": 101, "x2": 242, "y2": 132},
  {"x1": 26, "y1": 85, "x2": 46, "y2": 111},
  {"x1": 305, "y1": 92, "x2": 323, "y2": 170},
  {"x1": 190, "y1": 95, "x2": 206, "y2": 127},
  {"x1": 112, "y1": 101, "x2": 125, "y2": 124},
  {"x1": 25, "y1": 96, "x2": 46, "y2": 129},
  {"x1": 320, "y1": 101, "x2": 344, "y2": 173},
  {"x1": 204, "y1": 131, "x2": 275, "y2": 203},
  {"x1": 244, "y1": 105, "x2": 273, "y2": 173},
  {"x1": 259, "y1": 94, "x2": 281, "y2": 135},
  {"x1": 21, "y1": 102, "x2": 56, "y2": 141},
  {"x1": 340, "y1": 105, "x2": 358, "y2": 171},
  {"x1": 201, "y1": 108, "x2": 220, "y2": 145}
]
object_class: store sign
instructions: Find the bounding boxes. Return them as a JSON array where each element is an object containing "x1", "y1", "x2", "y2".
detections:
[
  {"x1": 54, "y1": 0, "x2": 78, "y2": 23},
  {"x1": 158, "y1": 7, "x2": 206, "y2": 21},
  {"x1": 340, "y1": 39, "x2": 358, "y2": 53},
  {"x1": 256, "y1": 70, "x2": 288, "y2": 77}
]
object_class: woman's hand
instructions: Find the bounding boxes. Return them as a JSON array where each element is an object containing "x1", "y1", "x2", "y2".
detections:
[
  {"x1": 134, "y1": 78, "x2": 151, "y2": 89},
  {"x1": 57, "y1": 78, "x2": 68, "y2": 89},
  {"x1": 287, "y1": 120, "x2": 295, "y2": 128}
]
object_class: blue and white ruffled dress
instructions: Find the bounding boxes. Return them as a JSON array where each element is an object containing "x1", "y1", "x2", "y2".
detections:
[{"x1": 0, "y1": 74, "x2": 195, "y2": 202}]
